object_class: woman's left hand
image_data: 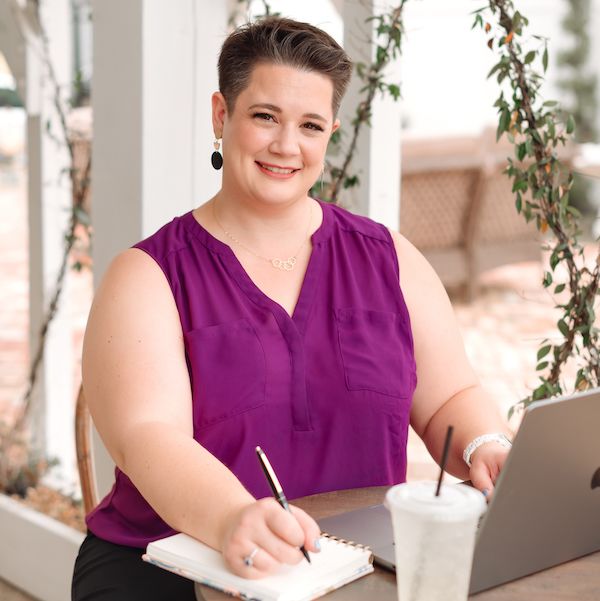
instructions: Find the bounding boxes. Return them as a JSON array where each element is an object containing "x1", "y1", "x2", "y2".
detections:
[{"x1": 468, "y1": 443, "x2": 511, "y2": 501}]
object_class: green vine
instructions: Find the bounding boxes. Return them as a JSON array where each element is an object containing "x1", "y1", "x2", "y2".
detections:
[
  {"x1": 320, "y1": 3, "x2": 406, "y2": 203},
  {"x1": 473, "y1": 1, "x2": 600, "y2": 415}
]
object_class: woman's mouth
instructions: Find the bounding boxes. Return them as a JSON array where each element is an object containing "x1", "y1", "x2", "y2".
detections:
[{"x1": 256, "y1": 161, "x2": 300, "y2": 178}]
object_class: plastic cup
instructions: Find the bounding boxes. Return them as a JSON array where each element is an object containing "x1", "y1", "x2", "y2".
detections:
[{"x1": 385, "y1": 481, "x2": 486, "y2": 601}]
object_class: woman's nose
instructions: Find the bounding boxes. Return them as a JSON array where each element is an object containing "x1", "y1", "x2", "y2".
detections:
[{"x1": 269, "y1": 125, "x2": 300, "y2": 156}]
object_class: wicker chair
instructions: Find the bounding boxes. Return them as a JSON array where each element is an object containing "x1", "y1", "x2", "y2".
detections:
[
  {"x1": 399, "y1": 129, "x2": 573, "y2": 298},
  {"x1": 75, "y1": 385, "x2": 99, "y2": 514}
]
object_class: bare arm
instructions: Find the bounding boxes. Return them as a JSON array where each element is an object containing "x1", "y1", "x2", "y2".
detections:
[
  {"x1": 389, "y1": 231, "x2": 512, "y2": 489},
  {"x1": 83, "y1": 249, "x2": 319, "y2": 575}
]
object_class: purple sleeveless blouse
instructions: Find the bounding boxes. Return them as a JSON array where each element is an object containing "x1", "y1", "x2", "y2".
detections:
[{"x1": 86, "y1": 201, "x2": 417, "y2": 547}]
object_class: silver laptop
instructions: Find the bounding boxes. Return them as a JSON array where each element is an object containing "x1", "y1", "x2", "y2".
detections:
[{"x1": 318, "y1": 388, "x2": 600, "y2": 594}]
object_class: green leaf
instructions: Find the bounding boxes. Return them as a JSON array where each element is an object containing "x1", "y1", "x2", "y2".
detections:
[
  {"x1": 513, "y1": 12, "x2": 522, "y2": 31},
  {"x1": 536, "y1": 361, "x2": 549, "y2": 371},
  {"x1": 537, "y1": 345, "x2": 551, "y2": 360},
  {"x1": 566, "y1": 114, "x2": 575, "y2": 134},
  {"x1": 542, "y1": 47, "x2": 548, "y2": 72},
  {"x1": 512, "y1": 179, "x2": 528, "y2": 193},
  {"x1": 543, "y1": 272, "x2": 553, "y2": 287},
  {"x1": 554, "y1": 283, "x2": 566, "y2": 294},
  {"x1": 531, "y1": 130, "x2": 543, "y2": 145},
  {"x1": 515, "y1": 193, "x2": 522, "y2": 213},
  {"x1": 524, "y1": 50, "x2": 536, "y2": 64},
  {"x1": 517, "y1": 143, "x2": 527, "y2": 161},
  {"x1": 487, "y1": 62, "x2": 503, "y2": 79},
  {"x1": 497, "y1": 108, "x2": 510, "y2": 140},
  {"x1": 557, "y1": 319, "x2": 569, "y2": 337},
  {"x1": 471, "y1": 13, "x2": 484, "y2": 30},
  {"x1": 387, "y1": 83, "x2": 401, "y2": 101},
  {"x1": 549, "y1": 251, "x2": 560, "y2": 271},
  {"x1": 343, "y1": 175, "x2": 359, "y2": 189}
]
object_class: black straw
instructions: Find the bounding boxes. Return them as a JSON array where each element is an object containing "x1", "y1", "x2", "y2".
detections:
[{"x1": 435, "y1": 425, "x2": 454, "y2": 497}]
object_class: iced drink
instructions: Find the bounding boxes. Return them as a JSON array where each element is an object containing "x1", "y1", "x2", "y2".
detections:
[{"x1": 385, "y1": 481, "x2": 486, "y2": 601}]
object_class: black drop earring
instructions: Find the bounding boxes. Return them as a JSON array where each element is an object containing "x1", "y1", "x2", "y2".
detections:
[{"x1": 211, "y1": 138, "x2": 223, "y2": 170}]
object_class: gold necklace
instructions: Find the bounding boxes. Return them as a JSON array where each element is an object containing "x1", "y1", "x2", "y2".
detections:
[{"x1": 213, "y1": 201, "x2": 313, "y2": 271}]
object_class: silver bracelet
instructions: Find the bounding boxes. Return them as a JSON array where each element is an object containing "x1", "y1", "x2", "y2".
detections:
[{"x1": 463, "y1": 433, "x2": 512, "y2": 467}]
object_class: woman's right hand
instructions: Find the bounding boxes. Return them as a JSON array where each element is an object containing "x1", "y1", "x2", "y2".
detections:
[{"x1": 220, "y1": 498, "x2": 322, "y2": 578}]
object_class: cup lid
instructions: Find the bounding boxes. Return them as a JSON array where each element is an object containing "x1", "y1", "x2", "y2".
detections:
[{"x1": 385, "y1": 481, "x2": 486, "y2": 521}]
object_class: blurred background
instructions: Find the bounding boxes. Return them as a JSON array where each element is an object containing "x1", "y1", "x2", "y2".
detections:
[{"x1": 1, "y1": 1, "x2": 599, "y2": 599}]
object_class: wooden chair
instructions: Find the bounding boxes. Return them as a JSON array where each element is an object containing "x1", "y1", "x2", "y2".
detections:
[{"x1": 75, "y1": 385, "x2": 99, "y2": 514}]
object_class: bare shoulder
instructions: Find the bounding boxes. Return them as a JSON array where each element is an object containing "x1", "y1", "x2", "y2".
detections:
[
  {"x1": 386, "y1": 228, "x2": 447, "y2": 297},
  {"x1": 95, "y1": 247, "x2": 174, "y2": 302},
  {"x1": 82, "y1": 248, "x2": 192, "y2": 467}
]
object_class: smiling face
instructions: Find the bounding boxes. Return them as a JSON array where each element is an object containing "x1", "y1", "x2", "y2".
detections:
[{"x1": 212, "y1": 62, "x2": 339, "y2": 209}]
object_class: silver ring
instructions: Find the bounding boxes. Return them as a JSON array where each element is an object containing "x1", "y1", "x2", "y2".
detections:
[{"x1": 243, "y1": 546, "x2": 260, "y2": 568}]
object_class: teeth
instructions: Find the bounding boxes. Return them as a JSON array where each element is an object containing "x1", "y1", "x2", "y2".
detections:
[{"x1": 260, "y1": 164, "x2": 295, "y2": 174}]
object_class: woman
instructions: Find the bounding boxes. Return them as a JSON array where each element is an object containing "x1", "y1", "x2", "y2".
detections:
[{"x1": 72, "y1": 17, "x2": 512, "y2": 600}]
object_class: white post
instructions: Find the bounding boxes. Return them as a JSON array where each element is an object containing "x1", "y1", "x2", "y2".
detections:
[
  {"x1": 340, "y1": 0, "x2": 402, "y2": 229},
  {"x1": 19, "y1": 0, "x2": 77, "y2": 493},
  {"x1": 91, "y1": 0, "x2": 228, "y2": 497}
]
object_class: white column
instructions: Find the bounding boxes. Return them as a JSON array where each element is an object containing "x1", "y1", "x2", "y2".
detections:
[
  {"x1": 92, "y1": 0, "x2": 228, "y2": 496},
  {"x1": 20, "y1": 0, "x2": 76, "y2": 493},
  {"x1": 340, "y1": 0, "x2": 402, "y2": 229}
]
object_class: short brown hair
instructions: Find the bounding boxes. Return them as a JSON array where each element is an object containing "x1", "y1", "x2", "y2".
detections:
[{"x1": 218, "y1": 17, "x2": 353, "y2": 117}]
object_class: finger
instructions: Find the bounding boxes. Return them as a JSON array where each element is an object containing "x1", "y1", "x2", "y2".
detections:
[
  {"x1": 222, "y1": 543, "x2": 279, "y2": 579},
  {"x1": 241, "y1": 546, "x2": 280, "y2": 578},
  {"x1": 263, "y1": 502, "x2": 306, "y2": 548},
  {"x1": 289, "y1": 505, "x2": 322, "y2": 553},
  {"x1": 469, "y1": 461, "x2": 495, "y2": 501},
  {"x1": 253, "y1": 530, "x2": 305, "y2": 566}
]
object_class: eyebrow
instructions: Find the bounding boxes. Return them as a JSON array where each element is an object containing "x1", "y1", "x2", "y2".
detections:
[{"x1": 248, "y1": 103, "x2": 328, "y2": 123}]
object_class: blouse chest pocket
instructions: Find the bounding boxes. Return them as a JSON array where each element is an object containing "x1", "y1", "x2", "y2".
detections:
[
  {"x1": 335, "y1": 308, "x2": 416, "y2": 398},
  {"x1": 185, "y1": 319, "x2": 266, "y2": 429}
]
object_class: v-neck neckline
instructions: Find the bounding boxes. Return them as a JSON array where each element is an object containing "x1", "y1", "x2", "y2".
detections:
[{"x1": 183, "y1": 199, "x2": 332, "y2": 329}]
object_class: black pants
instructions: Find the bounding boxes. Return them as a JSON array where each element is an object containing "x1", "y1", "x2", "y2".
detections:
[{"x1": 72, "y1": 531, "x2": 196, "y2": 600}]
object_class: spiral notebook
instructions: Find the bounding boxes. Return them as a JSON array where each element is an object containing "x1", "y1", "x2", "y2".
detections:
[{"x1": 143, "y1": 532, "x2": 374, "y2": 601}]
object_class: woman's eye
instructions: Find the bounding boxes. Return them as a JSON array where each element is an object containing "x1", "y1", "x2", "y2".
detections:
[
  {"x1": 303, "y1": 122, "x2": 325, "y2": 132},
  {"x1": 253, "y1": 112, "x2": 275, "y2": 122}
]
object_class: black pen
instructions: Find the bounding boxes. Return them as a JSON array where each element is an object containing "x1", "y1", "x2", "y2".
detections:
[{"x1": 255, "y1": 446, "x2": 311, "y2": 564}]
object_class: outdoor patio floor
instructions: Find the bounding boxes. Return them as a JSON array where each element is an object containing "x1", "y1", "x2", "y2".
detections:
[{"x1": 0, "y1": 161, "x2": 593, "y2": 600}]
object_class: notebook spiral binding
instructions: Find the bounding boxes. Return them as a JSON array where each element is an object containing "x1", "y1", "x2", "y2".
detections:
[{"x1": 321, "y1": 532, "x2": 372, "y2": 554}]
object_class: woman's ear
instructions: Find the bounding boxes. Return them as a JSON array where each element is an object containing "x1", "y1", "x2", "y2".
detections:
[
  {"x1": 211, "y1": 92, "x2": 228, "y2": 137},
  {"x1": 331, "y1": 118, "x2": 341, "y2": 136}
]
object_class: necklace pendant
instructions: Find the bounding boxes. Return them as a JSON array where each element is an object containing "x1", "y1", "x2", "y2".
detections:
[{"x1": 271, "y1": 257, "x2": 296, "y2": 271}]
